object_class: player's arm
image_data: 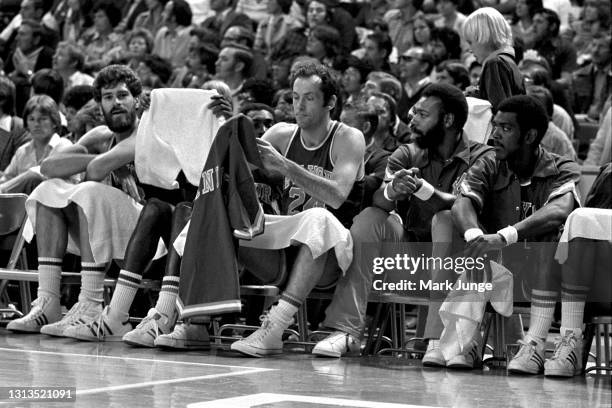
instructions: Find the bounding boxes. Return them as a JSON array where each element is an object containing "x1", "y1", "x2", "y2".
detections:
[
  {"x1": 41, "y1": 126, "x2": 113, "y2": 178},
  {"x1": 260, "y1": 125, "x2": 365, "y2": 209},
  {"x1": 513, "y1": 192, "x2": 575, "y2": 240},
  {"x1": 86, "y1": 134, "x2": 136, "y2": 181}
]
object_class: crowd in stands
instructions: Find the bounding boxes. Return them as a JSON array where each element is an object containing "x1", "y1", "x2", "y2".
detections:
[{"x1": 0, "y1": 0, "x2": 610, "y2": 380}]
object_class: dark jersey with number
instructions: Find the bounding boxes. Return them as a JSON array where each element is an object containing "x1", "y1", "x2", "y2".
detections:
[
  {"x1": 280, "y1": 121, "x2": 364, "y2": 227},
  {"x1": 281, "y1": 121, "x2": 340, "y2": 215}
]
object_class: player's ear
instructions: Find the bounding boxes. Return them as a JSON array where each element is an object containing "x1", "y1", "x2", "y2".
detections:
[
  {"x1": 525, "y1": 128, "x2": 538, "y2": 144},
  {"x1": 327, "y1": 95, "x2": 337, "y2": 111}
]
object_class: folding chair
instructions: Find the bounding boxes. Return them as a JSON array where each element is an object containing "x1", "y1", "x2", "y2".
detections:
[{"x1": 0, "y1": 193, "x2": 30, "y2": 319}]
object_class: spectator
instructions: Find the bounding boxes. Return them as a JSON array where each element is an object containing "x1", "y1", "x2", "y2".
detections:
[
  {"x1": 339, "y1": 56, "x2": 373, "y2": 104},
  {"x1": 362, "y1": 32, "x2": 393, "y2": 73},
  {"x1": 69, "y1": 98, "x2": 104, "y2": 141},
  {"x1": 153, "y1": 0, "x2": 194, "y2": 68},
  {"x1": 214, "y1": 43, "x2": 253, "y2": 111},
  {"x1": 272, "y1": 88, "x2": 295, "y2": 123},
  {"x1": 434, "y1": 0, "x2": 467, "y2": 34},
  {"x1": 0, "y1": 95, "x2": 72, "y2": 194},
  {"x1": 397, "y1": 46, "x2": 434, "y2": 111},
  {"x1": 429, "y1": 26, "x2": 462, "y2": 65},
  {"x1": 468, "y1": 60, "x2": 482, "y2": 87},
  {"x1": 306, "y1": 24, "x2": 343, "y2": 69},
  {"x1": 136, "y1": 54, "x2": 173, "y2": 88},
  {"x1": 169, "y1": 29, "x2": 218, "y2": 88},
  {"x1": 133, "y1": 0, "x2": 168, "y2": 36},
  {"x1": 237, "y1": 78, "x2": 275, "y2": 108},
  {"x1": 52, "y1": 42, "x2": 94, "y2": 92},
  {"x1": 511, "y1": 0, "x2": 543, "y2": 50},
  {"x1": 532, "y1": 8, "x2": 578, "y2": 82},
  {"x1": 5, "y1": 19, "x2": 55, "y2": 115},
  {"x1": 0, "y1": 76, "x2": 27, "y2": 172},
  {"x1": 240, "y1": 102, "x2": 275, "y2": 138},
  {"x1": 0, "y1": 0, "x2": 59, "y2": 55},
  {"x1": 572, "y1": 34, "x2": 611, "y2": 120},
  {"x1": 221, "y1": 24, "x2": 268, "y2": 79},
  {"x1": 367, "y1": 91, "x2": 408, "y2": 152},
  {"x1": 121, "y1": 28, "x2": 155, "y2": 71},
  {"x1": 62, "y1": 84, "x2": 95, "y2": 138},
  {"x1": 584, "y1": 106, "x2": 611, "y2": 165},
  {"x1": 305, "y1": 0, "x2": 357, "y2": 53},
  {"x1": 527, "y1": 84, "x2": 577, "y2": 159},
  {"x1": 253, "y1": 0, "x2": 302, "y2": 60},
  {"x1": 79, "y1": 0, "x2": 125, "y2": 72},
  {"x1": 61, "y1": 0, "x2": 94, "y2": 44},
  {"x1": 567, "y1": 0, "x2": 610, "y2": 54},
  {"x1": 463, "y1": 7, "x2": 525, "y2": 110},
  {"x1": 433, "y1": 60, "x2": 471, "y2": 90},
  {"x1": 339, "y1": 99, "x2": 387, "y2": 208},
  {"x1": 200, "y1": 0, "x2": 254, "y2": 39},
  {"x1": 384, "y1": 0, "x2": 425, "y2": 55},
  {"x1": 413, "y1": 13, "x2": 435, "y2": 48}
]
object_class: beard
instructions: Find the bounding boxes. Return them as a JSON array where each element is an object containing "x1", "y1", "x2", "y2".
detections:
[
  {"x1": 102, "y1": 107, "x2": 136, "y2": 133},
  {"x1": 413, "y1": 120, "x2": 446, "y2": 150}
]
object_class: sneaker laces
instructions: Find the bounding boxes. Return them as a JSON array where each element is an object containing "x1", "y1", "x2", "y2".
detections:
[
  {"x1": 515, "y1": 338, "x2": 537, "y2": 359},
  {"x1": 58, "y1": 302, "x2": 86, "y2": 325},
  {"x1": 87, "y1": 311, "x2": 112, "y2": 340},
  {"x1": 135, "y1": 309, "x2": 164, "y2": 337},
  {"x1": 244, "y1": 313, "x2": 277, "y2": 344},
  {"x1": 551, "y1": 333, "x2": 576, "y2": 361},
  {"x1": 21, "y1": 297, "x2": 52, "y2": 322}
]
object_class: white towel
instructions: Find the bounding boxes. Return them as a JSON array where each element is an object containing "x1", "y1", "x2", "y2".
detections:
[
  {"x1": 23, "y1": 178, "x2": 142, "y2": 264},
  {"x1": 438, "y1": 261, "x2": 514, "y2": 360},
  {"x1": 464, "y1": 97, "x2": 493, "y2": 144},
  {"x1": 555, "y1": 207, "x2": 612, "y2": 263},
  {"x1": 135, "y1": 88, "x2": 224, "y2": 189},
  {"x1": 174, "y1": 208, "x2": 354, "y2": 273}
]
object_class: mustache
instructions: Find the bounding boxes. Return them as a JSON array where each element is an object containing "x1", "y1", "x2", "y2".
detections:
[{"x1": 111, "y1": 108, "x2": 128, "y2": 114}]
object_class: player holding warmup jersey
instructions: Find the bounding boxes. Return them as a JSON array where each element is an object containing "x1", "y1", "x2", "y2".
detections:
[{"x1": 228, "y1": 62, "x2": 366, "y2": 357}]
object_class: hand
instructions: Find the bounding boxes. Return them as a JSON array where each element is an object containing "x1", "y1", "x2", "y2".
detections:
[
  {"x1": 207, "y1": 94, "x2": 233, "y2": 120},
  {"x1": 464, "y1": 233, "x2": 506, "y2": 259},
  {"x1": 256, "y1": 138, "x2": 286, "y2": 174},
  {"x1": 390, "y1": 168, "x2": 421, "y2": 196}
]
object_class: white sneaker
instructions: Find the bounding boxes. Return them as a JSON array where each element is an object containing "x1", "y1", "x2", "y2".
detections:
[
  {"x1": 64, "y1": 306, "x2": 132, "y2": 342},
  {"x1": 7, "y1": 297, "x2": 61, "y2": 333},
  {"x1": 422, "y1": 339, "x2": 446, "y2": 367},
  {"x1": 154, "y1": 321, "x2": 210, "y2": 350},
  {"x1": 40, "y1": 301, "x2": 102, "y2": 337},
  {"x1": 447, "y1": 335, "x2": 483, "y2": 369},
  {"x1": 544, "y1": 330, "x2": 583, "y2": 377},
  {"x1": 507, "y1": 337, "x2": 545, "y2": 375},
  {"x1": 230, "y1": 313, "x2": 289, "y2": 357},
  {"x1": 123, "y1": 308, "x2": 175, "y2": 347},
  {"x1": 312, "y1": 331, "x2": 360, "y2": 357}
]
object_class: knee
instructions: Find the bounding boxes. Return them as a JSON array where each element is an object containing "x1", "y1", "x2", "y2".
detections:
[
  {"x1": 350, "y1": 207, "x2": 389, "y2": 242},
  {"x1": 431, "y1": 210, "x2": 454, "y2": 240},
  {"x1": 141, "y1": 198, "x2": 173, "y2": 221}
]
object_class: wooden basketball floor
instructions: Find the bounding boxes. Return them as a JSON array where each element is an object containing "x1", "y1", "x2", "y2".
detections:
[{"x1": 0, "y1": 329, "x2": 610, "y2": 408}]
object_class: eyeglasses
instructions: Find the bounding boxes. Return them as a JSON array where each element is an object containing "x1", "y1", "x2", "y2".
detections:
[{"x1": 399, "y1": 55, "x2": 421, "y2": 62}]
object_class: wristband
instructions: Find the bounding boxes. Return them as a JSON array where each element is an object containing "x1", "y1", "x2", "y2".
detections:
[
  {"x1": 497, "y1": 225, "x2": 518, "y2": 245},
  {"x1": 464, "y1": 228, "x2": 484, "y2": 242},
  {"x1": 383, "y1": 183, "x2": 395, "y2": 201},
  {"x1": 413, "y1": 179, "x2": 435, "y2": 200}
]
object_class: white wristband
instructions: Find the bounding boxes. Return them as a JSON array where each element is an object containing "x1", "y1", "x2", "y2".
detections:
[
  {"x1": 413, "y1": 179, "x2": 435, "y2": 200},
  {"x1": 383, "y1": 183, "x2": 394, "y2": 201},
  {"x1": 497, "y1": 226, "x2": 518, "y2": 245},
  {"x1": 464, "y1": 228, "x2": 484, "y2": 242}
]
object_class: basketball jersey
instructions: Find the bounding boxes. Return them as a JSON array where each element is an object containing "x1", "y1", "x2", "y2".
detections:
[
  {"x1": 281, "y1": 121, "x2": 339, "y2": 215},
  {"x1": 280, "y1": 121, "x2": 364, "y2": 227}
]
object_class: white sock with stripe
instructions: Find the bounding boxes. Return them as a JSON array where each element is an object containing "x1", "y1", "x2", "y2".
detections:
[
  {"x1": 155, "y1": 276, "x2": 180, "y2": 319},
  {"x1": 79, "y1": 262, "x2": 106, "y2": 305},
  {"x1": 527, "y1": 289, "x2": 558, "y2": 341},
  {"x1": 560, "y1": 282, "x2": 587, "y2": 338},
  {"x1": 37, "y1": 257, "x2": 62, "y2": 299},
  {"x1": 108, "y1": 269, "x2": 142, "y2": 321}
]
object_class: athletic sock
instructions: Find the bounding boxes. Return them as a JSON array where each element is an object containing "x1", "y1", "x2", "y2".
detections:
[
  {"x1": 37, "y1": 257, "x2": 62, "y2": 299},
  {"x1": 527, "y1": 289, "x2": 558, "y2": 341},
  {"x1": 156, "y1": 276, "x2": 180, "y2": 319},
  {"x1": 79, "y1": 262, "x2": 106, "y2": 304},
  {"x1": 108, "y1": 269, "x2": 142, "y2": 321}
]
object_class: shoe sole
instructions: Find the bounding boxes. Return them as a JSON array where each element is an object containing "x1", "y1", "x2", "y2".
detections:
[
  {"x1": 230, "y1": 343, "x2": 282, "y2": 358},
  {"x1": 123, "y1": 337, "x2": 156, "y2": 348},
  {"x1": 312, "y1": 348, "x2": 341, "y2": 358},
  {"x1": 6, "y1": 326, "x2": 41, "y2": 333},
  {"x1": 154, "y1": 340, "x2": 211, "y2": 350},
  {"x1": 544, "y1": 368, "x2": 581, "y2": 377},
  {"x1": 508, "y1": 367, "x2": 542, "y2": 375},
  {"x1": 40, "y1": 327, "x2": 70, "y2": 337},
  {"x1": 66, "y1": 330, "x2": 129, "y2": 342},
  {"x1": 422, "y1": 359, "x2": 446, "y2": 368}
]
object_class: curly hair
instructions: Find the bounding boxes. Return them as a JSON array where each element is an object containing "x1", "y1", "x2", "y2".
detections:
[{"x1": 93, "y1": 65, "x2": 142, "y2": 102}]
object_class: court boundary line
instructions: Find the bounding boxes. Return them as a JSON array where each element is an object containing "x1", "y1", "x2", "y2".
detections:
[
  {"x1": 0, "y1": 346, "x2": 273, "y2": 370},
  {"x1": 187, "y1": 393, "x2": 445, "y2": 408}
]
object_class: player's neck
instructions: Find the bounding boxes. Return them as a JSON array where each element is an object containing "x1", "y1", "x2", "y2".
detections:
[
  {"x1": 300, "y1": 117, "x2": 332, "y2": 147},
  {"x1": 115, "y1": 118, "x2": 139, "y2": 141}
]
